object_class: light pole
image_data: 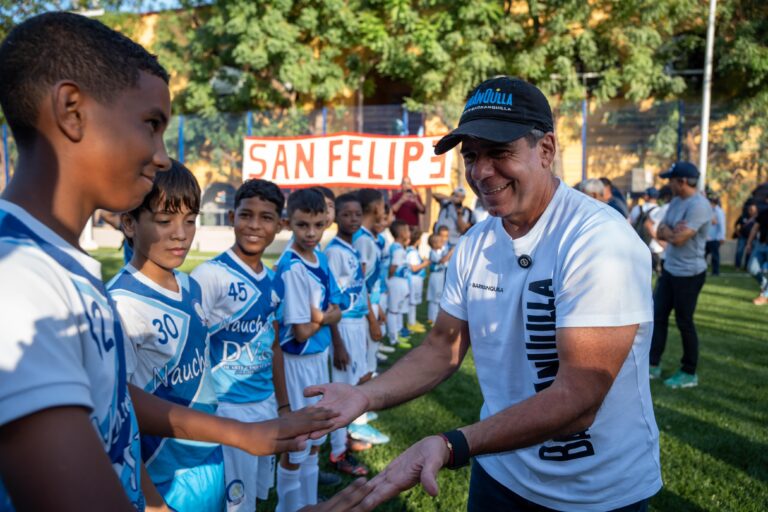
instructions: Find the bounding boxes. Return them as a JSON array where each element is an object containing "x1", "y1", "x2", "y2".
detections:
[{"x1": 698, "y1": 0, "x2": 717, "y2": 191}]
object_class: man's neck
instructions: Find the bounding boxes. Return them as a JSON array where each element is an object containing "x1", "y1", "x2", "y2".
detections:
[{"x1": 502, "y1": 175, "x2": 559, "y2": 240}]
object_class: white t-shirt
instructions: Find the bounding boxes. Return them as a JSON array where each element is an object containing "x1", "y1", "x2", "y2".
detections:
[
  {"x1": 440, "y1": 182, "x2": 661, "y2": 510},
  {"x1": 0, "y1": 200, "x2": 143, "y2": 509}
]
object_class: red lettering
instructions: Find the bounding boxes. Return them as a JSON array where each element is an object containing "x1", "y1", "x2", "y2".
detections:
[
  {"x1": 347, "y1": 139, "x2": 362, "y2": 178},
  {"x1": 430, "y1": 153, "x2": 447, "y2": 179},
  {"x1": 388, "y1": 142, "x2": 397, "y2": 180},
  {"x1": 295, "y1": 142, "x2": 315, "y2": 179},
  {"x1": 248, "y1": 143, "x2": 268, "y2": 178},
  {"x1": 403, "y1": 141, "x2": 423, "y2": 180},
  {"x1": 368, "y1": 141, "x2": 382, "y2": 180},
  {"x1": 272, "y1": 144, "x2": 289, "y2": 180},
  {"x1": 329, "y1": 139, "x2": 343, "y2": 177}
]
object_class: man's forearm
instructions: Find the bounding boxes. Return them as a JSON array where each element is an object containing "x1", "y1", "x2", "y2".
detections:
[{"x1": 360, "y1": 324, "x2": 468, "y2": 411}]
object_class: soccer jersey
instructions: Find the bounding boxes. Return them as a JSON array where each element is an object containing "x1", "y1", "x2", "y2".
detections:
[
  {"x1": 429, "y1": 247, "x2": 448, "y2": 273},
  {"x1": 0, "y1": 200, "x2": 143, "y2": 510},
  {"x1": 352, "y1": 226, "x2": 382, "y2": 305},
  {"x1": 389, "y1": 242, "x2": 409, "y2": 278},
  {"x1": 406, "y1": 246, "x2": 426, "y2": 279},
  {"x1": 377, "y1": 233, "x2": 390, "y2": 295},
  {"x1": 108, "y1": 266, "x2": 219, "y2": 487},
  {"x1": 192, "y1": 250, "x2": 283, "y2": 404},
  {"x1": 275, "y1": 247, "x2": 341, "y2": 355},
  {"x1": 325, "y1": 237, "x2": 369, "y2": 320},
  {"x1": 441, "y1": 181, "x2": 661, "y2": 510}
]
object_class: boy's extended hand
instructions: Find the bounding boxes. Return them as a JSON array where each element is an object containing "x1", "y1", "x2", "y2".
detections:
[
  {"x1": 303, "y1": 383, "x2": 369, "y2": 437},
  {"x1": 241, "y1": 406, "x2": 339, "y2": 455}
]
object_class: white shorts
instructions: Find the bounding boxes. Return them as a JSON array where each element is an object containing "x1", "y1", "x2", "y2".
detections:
[
  {"x1": 379, "y1": 292, "x2": 389, "y2": 314},
  {"x1": 216, "y1": 396, "x2": 277, "y2": 510},
  {"x1": 427, "y1": 271, "x2": 446, "y2": 302},
  {"x1": 331, "y1": 318, "x2": 368, "y2": 386},
  {"x1": 409, "y1": 276, "x2": 424, "y2": 306},
  {"x1": 283, "y1": 349, "x2": 330, "y2": 464},
  {"x1": 387, "y1": 277, "x2": 409, "y2": 314}
]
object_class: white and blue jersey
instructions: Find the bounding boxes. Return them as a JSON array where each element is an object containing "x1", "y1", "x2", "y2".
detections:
[
  {"x1": 107, "y1": 266, "x2": 220, "y2": 493},
  {"x1": 406, "y1": 246, "x2": 427, "y2": 279},
  {"x1": 353, "y1": 226, "x2": 382, "y2": 305},
  {"x1": 389, "y1": 242, "x2": 409, "y2": 278},
  {"x1": 0, "y1": 200, "x2": 143, "y2": 510},
  {"x1": 377, "y1": 233, "x2": 390, "y2": 295},
  {"x1": 191, "y1": 250, "x2": 284, "y2": 404},
  {"x1": 429, "y1": 247, "x2": 449, "y2": 273},
  {"x1": 325, "y1": 237, "x2": 369, "y2": 320},
  {"x1": 275, "y1": 247, "x2": 342, "y2": 355}
]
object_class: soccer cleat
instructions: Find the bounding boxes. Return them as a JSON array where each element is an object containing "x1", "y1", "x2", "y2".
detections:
[
  {"x1": 399, "y1": 327, "x2": 412, "y2": 337},
  {"x1": 753, "y1": 295, "x2": 768, "y2": 306},
  {"x1": 318, "y1": 470, "x2": 342, "y2": 487},
  {"x1": 649, "y1": 365, "x2": 662, "y2": 380},
  {"x1": 366, "y1": 411, "x2": 379, "y2": 422},
  {"x1": 348, "y1": 423, "x2": 390, "y2": 445},
  {"x1": 408, "y1": 323, "x2": 426, "y2": 333},
  {"x1": 378, "y1": 344, "x2": 396, "y2": 353},
  {"x1": 397, "y1": 339, "x2": 412, "y2": 349},
  {"x1": 330, "y1": 452, "x2": 369, "y2": 476},
  {"x1": 663, "y1": 370, "x2": 698, "y2": 389}
]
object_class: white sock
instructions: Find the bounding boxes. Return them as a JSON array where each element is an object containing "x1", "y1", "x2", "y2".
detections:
[
  {"x1": 300, "y1": 454, "x2": 319, "y2": 507},
  {"x1": 428, "y1": 301, "x2": 438, "y2": 323},
  {"x1": 276, "y1": 465, "x2": 302, "y2": 512},
  {"x1": 387, "y1": 312, "x2": 399, "y2": 344},
  {"x1": 330, "y1": 427, "x2": 348, "y2": 459},
  {"x1": 408, "y1": 305, "x2": 416, "y2": 325}
]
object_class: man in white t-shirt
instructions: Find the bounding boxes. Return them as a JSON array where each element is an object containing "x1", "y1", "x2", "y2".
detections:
[{"x1": 305, "y1": 76, "x2": 661, "y2": 511}]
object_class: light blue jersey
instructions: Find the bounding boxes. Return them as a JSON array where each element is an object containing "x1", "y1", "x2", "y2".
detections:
[
  {"x1": 192, "y1": 250, "x2": 284, "y2": 404},
  {"x1": 275, "y1": 247, "x2": 342, "y2": 355},
  {"x1": 377, "y1": 233, "x2": 390, "y2": 294},
  {"x1": 406, "y1": 246, "x2": 427, "y2": 279},
  {"x1": 0, "y1": 201, "x2": 143, "y2": 510},
  {"x1": 108, "y1": 266, "x2": 223, "y2": 510},
  {"x1": 352, "y1": 227, "x2": 382, "y2": 305},
  {"x1": 429, "y1": 247, "x2": 449, "y2": 273},
  {"x1": 390, "y1": 242, "x2": 410, "y2": 278},
  {"x1": 325, "y1": 237, "x2": 369, "y2": 320}
]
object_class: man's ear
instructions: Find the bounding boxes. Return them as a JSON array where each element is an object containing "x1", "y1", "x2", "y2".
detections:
[
  {"x1": 538, "y1": 132, "x2": 557, "y2": 170},
  {"x1": 52, "y1": 81, "x2": 86, "y2": 143}
]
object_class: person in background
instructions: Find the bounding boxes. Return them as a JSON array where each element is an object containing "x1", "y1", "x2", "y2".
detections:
[
  {"x1": 600, "y1": 177, "x2": 629, "y2": 218},
  {"x1": 734, "y1": 202, "x2": 758, "y2": 270},
  {"x1": 390, "y1": 177, "x2": 425, "y2": 228},
  {"x1": 433, "y1": 187, "x2": 475, "y2": 246},
  {"x1": 705, "y1": 195, "x2": 726, "y2": 276},
  {"x1": 745, "y1": 196, "x2": 768, "y2": 305},
  {"x1": 575, "y1": 178, "x2": 607, "y2": 202}
]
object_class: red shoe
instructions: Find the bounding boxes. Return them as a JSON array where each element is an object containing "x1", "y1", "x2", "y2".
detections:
[{"x1": 330, "y1": 451, "x2": 369, "y2": 476}]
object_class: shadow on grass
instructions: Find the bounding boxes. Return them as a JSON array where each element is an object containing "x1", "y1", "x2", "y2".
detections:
[
  {"x1": 654, "y1": 403, "x2": 768, "y2": 484},
  {"x1": 651, "y1": 487, "x2": 708, "y2": 512}
]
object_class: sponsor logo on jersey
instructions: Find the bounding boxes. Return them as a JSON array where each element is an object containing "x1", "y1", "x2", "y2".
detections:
[
  {"x1": 153, "y1": 347, "x2": 208, "y2": 388},
  {"x1": 471, "y1": 282, "x2": 504, "y2": 293},
  {"x1": 226, "y1": 479, "x2": 245, "y2": 505},
  {"x1": 225, "y1": 316, "x2": 269, "y2": 335}
]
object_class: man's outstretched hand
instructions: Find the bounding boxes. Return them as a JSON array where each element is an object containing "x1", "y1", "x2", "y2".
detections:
[
  {"x1": 239, "y1": 405, "x2": 339, "y2": 455},
  {"x1": 300, "y1": 478, "x2": 373, "y2": 511},
  {"x1": 303, "y1": 382, "x2": 369, "y2": 437}
]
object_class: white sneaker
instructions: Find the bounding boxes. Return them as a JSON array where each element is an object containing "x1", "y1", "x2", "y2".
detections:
[
  {"x1": 376, "y1": 353, "x2": 388, "y2": 361},
  {"x1": 378, "y1": 344, "x2": 395, "y2": 353}
]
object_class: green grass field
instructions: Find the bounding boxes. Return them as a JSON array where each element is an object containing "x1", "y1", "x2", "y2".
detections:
[{"x1": 94, "y1": 249, "x2": 768, "y2": 511}]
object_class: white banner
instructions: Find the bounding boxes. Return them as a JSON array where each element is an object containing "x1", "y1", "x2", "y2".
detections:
[{"x1": 242, "y1": 132, "x2": 453, "y2": 188}]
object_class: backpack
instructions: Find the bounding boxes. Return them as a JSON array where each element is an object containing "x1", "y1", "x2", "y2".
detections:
[{"x1": 633, "y1": 205, "x2": 657, "y2": 245}]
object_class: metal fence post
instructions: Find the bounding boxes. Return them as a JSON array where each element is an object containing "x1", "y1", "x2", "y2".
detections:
[
  {"x1": 247, "y1": 111, "x2": 253, "y2": 136},
  {"x1": 177, "y1": 115, "x2": 185, "y2": 163},
  {"x1": 581, "y1": 98, "x2": 588, "y2": 180},
  {"x1": 677, "y1": 100, "x2": 684, "y2": 162},
  {"x1": 322, "y1": 106, "x2": 328, "y2": 135},
  {"x1": 402, "y1": 108, "x2": 409, "y2": 135}
]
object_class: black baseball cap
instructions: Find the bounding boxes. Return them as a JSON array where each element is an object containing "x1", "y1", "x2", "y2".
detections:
[
  {"x1": 660, "y1": 161, "x2": 700, "y2": 179},
  {"x1": 434, "y1": 76, "x2": 554, "y2": 155}
]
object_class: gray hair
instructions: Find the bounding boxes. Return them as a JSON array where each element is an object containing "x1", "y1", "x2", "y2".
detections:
[{"x1": 577, "y1": 178, "x2": 605, "y2": 199}]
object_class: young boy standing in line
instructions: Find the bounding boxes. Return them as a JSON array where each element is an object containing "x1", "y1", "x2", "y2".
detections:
[
  {"x1": 386, "y1": 220, "x2": 412, "y2": 348},
  {"x1": 274, "y1": 189, "x2": 342, "y2": 512},
  {"x1": 0, "y1": 13, "x2": 334, "y2": 511},
  {"x1": 108, "y1": 161, "x2": 225, "y2": 511},
  {"x1": 405, "y1": 227, "x2": 429, "y2": 334},
  {"x1": 191, "y1": 179, "x2": 288, "y2": 511},
  {"x1": 426, "y1": 233, "x2": 453, "y2": 324}
]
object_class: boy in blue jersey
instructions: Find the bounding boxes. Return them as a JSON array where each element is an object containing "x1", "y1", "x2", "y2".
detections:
[
  {"x1": 191, "y1": 179, "x2": 289, "y2": 511},
  {"x1": 0, "y1": 13, "x2": 338, "y2": 512},
  {"x1": 109, "y1": 161, "x2": 225, "y2": 511},
  {"x1": 325, "y1": 194, "x2": 387, "y2": 476},
  {"x1": 405, "y1": 227, "x2": 429, "y2": 334},
  {"x1": 426, "y1": 233, "x2": 454, "y2": 324},
  {"x1": 385, "y1": 220, "x2": 412, "y2": 349},
  {"x1": 274, "y1": 188, "x2": 342, "y2": 512}
]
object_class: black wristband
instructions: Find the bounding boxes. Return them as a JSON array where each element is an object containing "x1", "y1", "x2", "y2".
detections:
[{"x1": 440, "y1": 429, "x2": 470, "y2": 470}]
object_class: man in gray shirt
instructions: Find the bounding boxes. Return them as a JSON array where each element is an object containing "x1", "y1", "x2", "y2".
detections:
[{"x1": 649, "y1": 161, "x2": 712, "y2": 388}]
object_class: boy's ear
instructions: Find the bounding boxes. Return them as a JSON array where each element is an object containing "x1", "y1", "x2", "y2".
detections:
[
  {"x1": 120, "y1": 213, "x2": 136, "y2": 239},
  {"x1": 52, "y1": 81, "x2": 86, "y2": 143}
]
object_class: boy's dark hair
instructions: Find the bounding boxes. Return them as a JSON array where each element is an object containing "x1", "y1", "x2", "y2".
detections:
[
  {"x1": 0, "y1": 12, "x2": 169, "y2": 146},
  {"x1": 335, "y1": 192, "x2": 361, "y2": 212},
  {"x1": 358, "y1": 188, "x2": 384, "y2": 214},
  {"x1": 314, "y1": 186, "x2": 335, "y2": 201},
  {"x1": 409, "y1": 226, "x2": 422, "y2": 246},
  {"x1": 235, "y1": 179, "x2": 284, "y2": 215},
  {"x1": 287, "y1": 188, "x2": 327, "y2": 218},
  {"x1": 436, "y1": 225, "x2": 449, "y2": 234},
  {"x1": 127, "y1": 159, "x2": 200, "y2": 220},
  {"x1": 428, "y1": 233, "x2": 441, "y2": 248},
  {"x1": 390, "y1": 219, "x2": 409, "y2": 240}
]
